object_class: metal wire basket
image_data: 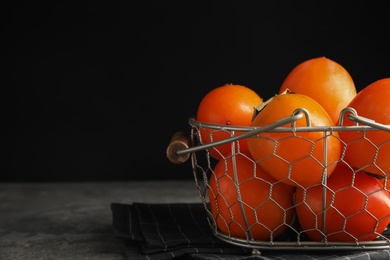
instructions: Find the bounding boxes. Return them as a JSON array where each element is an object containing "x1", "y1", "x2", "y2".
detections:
[{"x1": 167, "y1": 107, "x2": 390, "y2": 253}]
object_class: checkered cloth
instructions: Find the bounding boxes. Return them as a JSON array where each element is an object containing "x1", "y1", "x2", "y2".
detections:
[{"x1": 110, "y1": 202, "x2": 390, "y2": 260}]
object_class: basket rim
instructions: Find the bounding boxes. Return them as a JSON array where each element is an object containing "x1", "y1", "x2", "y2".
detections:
[{"x1": 189, "y1": 107, "x2": 390, "y2": 133}]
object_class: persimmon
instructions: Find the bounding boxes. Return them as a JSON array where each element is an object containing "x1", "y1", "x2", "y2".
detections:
[
  {"x1": 279, "y1": 56, "x2": 357, "y2": 124},
  {"x1": 208, "y1": 154, "x2": 295, "y2": 241},
  {"x1": 247, "y1": 91, "x2": 342, "y2": 187},
  {"x1": 295, "y1": 162, "x2": 390, "y2": 242},
  {"x1": 338, "y1": 77, "x2": 390, "y2": 178},
  {"x1": 196, "y1": 84, "x2": 263, "y2": 160}
]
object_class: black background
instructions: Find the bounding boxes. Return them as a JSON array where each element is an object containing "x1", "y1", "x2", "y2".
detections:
[{"x1": 2, "y1": 1, "x2": 389, "y2": 181}]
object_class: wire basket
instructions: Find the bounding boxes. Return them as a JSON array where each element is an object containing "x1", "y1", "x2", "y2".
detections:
[{"x1": 167, "y1": 107, "x2": 390, "y2": 252}]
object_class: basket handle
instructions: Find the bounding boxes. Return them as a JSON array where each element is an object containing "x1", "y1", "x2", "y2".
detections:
[
  {"x1": 166, "y1": 111, "x2": 305, "y2": 164},
  {"x1": 166, "y1": 131, "x2": 191, "y2": 164}
]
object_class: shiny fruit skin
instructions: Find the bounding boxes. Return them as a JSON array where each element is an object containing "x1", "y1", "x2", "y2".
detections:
[
  {"x1": 295, "y1": 162, "x2": 390, "y2": 242},
  {"x1": 196, "y1": 84, "x2": 263, "y2": 160},
  {"x1": 339, "y1": 78, "x2": 390, "y2": 178},
  {"x1": 279, "y1": 56, "x2": 357, "y2": 124},
  {"x1": 247, "y1": 92, "x2": 341, "y2": 187},
  {"x1": 208, "y1": 154, "x2": 295, "y2": 241}
]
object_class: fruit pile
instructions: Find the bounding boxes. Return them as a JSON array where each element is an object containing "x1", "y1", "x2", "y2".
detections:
[{"x1": 194, "y1": 56, "x2": 390, "y2": 243}]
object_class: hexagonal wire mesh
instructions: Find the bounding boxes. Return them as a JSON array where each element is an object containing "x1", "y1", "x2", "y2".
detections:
[{"x1": 179, "y1": 108, "x2": 390, "y2": 251}]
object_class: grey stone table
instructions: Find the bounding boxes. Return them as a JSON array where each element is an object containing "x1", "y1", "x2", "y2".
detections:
[{"x1": 0, "y1": 181, "x2": 201, "y2": 260}]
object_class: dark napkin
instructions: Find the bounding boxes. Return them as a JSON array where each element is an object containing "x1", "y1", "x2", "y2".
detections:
[
  {"x1": 110, "y1": 202, "x2": 251, "y2": 260},
  {"x1": 111, "y1": 202, "x2": 390, "y2": 260}
]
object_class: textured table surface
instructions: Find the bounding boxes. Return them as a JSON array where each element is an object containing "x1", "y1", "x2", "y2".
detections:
[{"x1": 0, "y1": 181, "x2": 200, "y2": 260}]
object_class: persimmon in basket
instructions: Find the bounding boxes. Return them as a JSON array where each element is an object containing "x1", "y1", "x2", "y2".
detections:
[
  {"x1": 208, "y1": 154, "x2": 295, "y2": 241},
  {"x1": 247, "y1": 91, "x2": 342, "y2": 187},
  {"x1": 278, "y1": 56, "x2": 357, "y2": 124},
  {"x1": 196, "y1": 84, "x2": 263, "y2": 160},
  {"x1": 295, "y1": 162, "x2": 390, "y2": 242},
  {"x1": 338, "y1": 78, "x2": 390, "y2": 180}
]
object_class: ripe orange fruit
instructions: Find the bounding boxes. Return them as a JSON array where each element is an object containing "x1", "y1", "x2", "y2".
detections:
[
  {"x1": 339, "y1": 77, "x2": 390, "y2": 178},
  {"x1": 247, "y1": 91, "x2": 342, "y2": 187},
  {"x1": 196, "y1": 84, "x2": 263, "y2": 160},
  {"x1": 208, "y1": 154, "x2": 295, "y2": 241},
  {"x1": 295, "y1": 162, "x2": 390, "y2": 242},
  {"x1": 279, "y1": 56, "x2": 357, "y2": 124}
]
